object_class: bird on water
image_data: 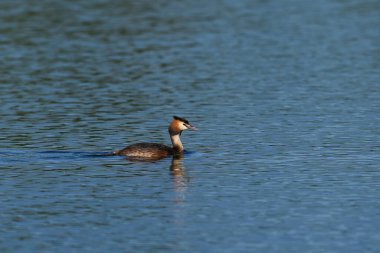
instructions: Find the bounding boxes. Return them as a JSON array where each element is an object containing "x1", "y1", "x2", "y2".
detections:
[{"x1": 112, "y1": 116, "x2": 198, "y2": 160}]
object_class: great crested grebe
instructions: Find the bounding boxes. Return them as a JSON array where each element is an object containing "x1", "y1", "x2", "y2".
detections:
[{"x1": 113, "y1": 116, "x2": 197, "y2": 159}]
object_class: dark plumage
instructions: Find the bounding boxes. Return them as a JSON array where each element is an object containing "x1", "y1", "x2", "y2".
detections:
[
  {"x1": 173, "y1": 115, "x2": 189, "y2": 124},
  {"x1": 114, "y1": 143, "x2": 172, "y2": 158}
]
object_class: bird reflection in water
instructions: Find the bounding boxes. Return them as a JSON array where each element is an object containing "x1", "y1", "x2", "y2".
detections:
[
  {"x1": 170, "y1": 154, "x2": 189, "y2": 203},
  {"x1": 123, "y1": 154, "x2": 189, "y2": 203}
]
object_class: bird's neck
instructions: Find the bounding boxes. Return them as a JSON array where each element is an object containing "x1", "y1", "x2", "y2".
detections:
[{"x1": 170, "y1": 134, "x2": 184, "y2": 153}]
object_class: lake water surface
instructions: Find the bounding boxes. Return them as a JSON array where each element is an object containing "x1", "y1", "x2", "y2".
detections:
[{"x1": 1, "y1": 0, "x2": 380, "y2": 252}]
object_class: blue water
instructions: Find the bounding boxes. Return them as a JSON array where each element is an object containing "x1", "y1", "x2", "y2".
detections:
[{"x1": 1, "y1": 0, "x2": 380, "y2": 252}]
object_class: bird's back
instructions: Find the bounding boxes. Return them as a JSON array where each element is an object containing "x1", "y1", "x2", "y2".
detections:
[{"x1": 114, "y1": 143, "x2": 172, "y2": 159}]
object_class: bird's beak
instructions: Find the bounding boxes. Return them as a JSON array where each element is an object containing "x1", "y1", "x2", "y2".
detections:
[{"x1": 185, "y1": 123, "x2": 198, "y2": 131}]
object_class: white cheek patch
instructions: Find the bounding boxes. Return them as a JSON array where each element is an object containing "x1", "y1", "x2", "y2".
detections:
[{"x1": 180, "y1": 123, "x2": 189, "y2": 130}]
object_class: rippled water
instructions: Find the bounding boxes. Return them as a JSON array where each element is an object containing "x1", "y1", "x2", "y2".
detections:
[{"x1": 1, "y1": 0, "x2": 380, "y2": 252}]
